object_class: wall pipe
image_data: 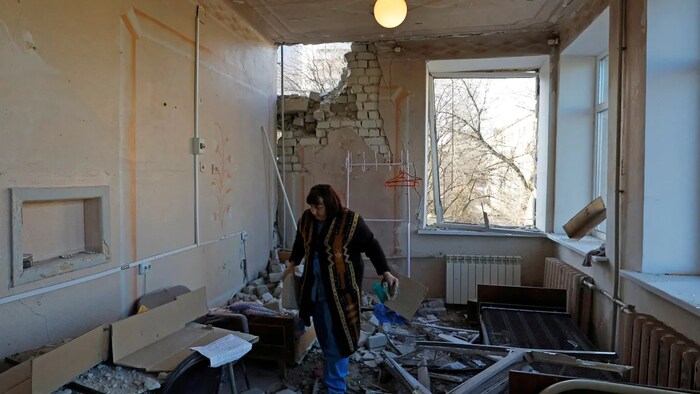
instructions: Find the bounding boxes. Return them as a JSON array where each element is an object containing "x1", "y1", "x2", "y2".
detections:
[
  {"x1": 194, "y1": 5, "x2": 202, "y2": 245},
  {"x1": 581, "y1": 277, "x2": 634, "y2": 313},
  {"x1": 262, "y1": 126, "x2": 297, "y2": 230},
  {"x1": 0, "y1": 231, "x2": 246, "y2": 306},
  {"x1": 280, "y1": 46, "x2": 287, "y2": 248}
]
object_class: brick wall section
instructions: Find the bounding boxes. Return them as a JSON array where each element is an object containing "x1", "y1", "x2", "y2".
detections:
[{"x1": 277, "y1": 42, "x2": 391, "y2": 172}]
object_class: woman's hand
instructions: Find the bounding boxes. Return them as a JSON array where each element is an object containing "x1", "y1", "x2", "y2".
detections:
[
  {"x1": 382, "y1": 271, "x2": 399, "y2": 295},
  {"x1": 282, "y1": 262, "x2": 296, "y2": 281}
]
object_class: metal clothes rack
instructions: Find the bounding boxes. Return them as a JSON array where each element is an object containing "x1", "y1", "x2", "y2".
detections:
[{"x1": 345, "y1": 150, "x2": 413, "y2": 277}]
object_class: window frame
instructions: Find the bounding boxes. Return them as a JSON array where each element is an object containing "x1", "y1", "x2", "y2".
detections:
[
  {"x1": 592, "y1": 51, "x2": 609, "y2": 238},
  {"x1": 425, "y1": 70, "x2": 542, "y2": 234}
]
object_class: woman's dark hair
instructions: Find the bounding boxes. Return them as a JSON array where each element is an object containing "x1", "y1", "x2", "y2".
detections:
[{"x1": 306, "y1": 184, "x2": 343, "y2": 218}]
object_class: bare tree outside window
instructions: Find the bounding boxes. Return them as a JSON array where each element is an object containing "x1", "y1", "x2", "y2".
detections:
[
  {"x1": 277, "y1": 43, "x2": 351, "y2": 96},
  {"x1": 427, "y1": 75, "x2": 538, "y2": 229}
]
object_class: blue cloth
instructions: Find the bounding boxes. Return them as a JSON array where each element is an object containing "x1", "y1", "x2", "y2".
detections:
[
  {"x1": 373, "y1": 303, "x2": 408, "y2": 325},
  {"x1": 311, "y1": 255, "x2": 349, "y2": 393}
]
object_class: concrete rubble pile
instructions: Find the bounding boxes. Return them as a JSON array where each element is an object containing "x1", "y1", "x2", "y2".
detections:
[{"x1": 229, "y1": 256, "x2": 290, "y2": 314}]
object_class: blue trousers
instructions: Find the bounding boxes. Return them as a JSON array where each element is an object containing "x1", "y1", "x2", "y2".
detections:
[{"x1": 312, "y1": 298, "x2": 349, "y2": 393}]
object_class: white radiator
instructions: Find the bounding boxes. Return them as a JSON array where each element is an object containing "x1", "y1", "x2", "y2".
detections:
[{"x1": 445, "y1": 255, "x2": 522, "y2": 304}]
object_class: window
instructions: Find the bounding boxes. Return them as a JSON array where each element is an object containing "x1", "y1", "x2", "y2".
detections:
[
  {"x1": 11, "y1": 186, "x2": 110, "y2": 287},
  {"x1": 427, "y1": 72, "x2": 539, "y2": 231},
  {"x1": 593, "y1": 53, "x2": 609, "y2": 236}
]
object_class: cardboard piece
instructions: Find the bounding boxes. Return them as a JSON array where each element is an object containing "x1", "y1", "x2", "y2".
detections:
[
  {"x1": 111, "y1": 287, "x2": 258, "y2": 372},
  {"x1": 0, "y1": 325, "x2": 108, "y2": 394},
  {"x1": 384, "y1": 275, "x2": 429, "y2": 319},
  {"x1": 563, "y1": 197, "x2": 606, "y2": 240}
]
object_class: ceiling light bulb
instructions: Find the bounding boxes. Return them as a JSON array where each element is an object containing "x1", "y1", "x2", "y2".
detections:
[{"x1": 374, "y1": 0, "x2": 407, "y2": 29}]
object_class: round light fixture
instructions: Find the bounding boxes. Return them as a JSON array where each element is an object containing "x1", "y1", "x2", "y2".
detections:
[{"x1": 373, "y1": 0, "x2": 407, "y2": 29}]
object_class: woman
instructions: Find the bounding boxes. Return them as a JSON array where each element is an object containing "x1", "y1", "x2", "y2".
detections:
[{"x1": 282, "y1": 184, "x2": 399, "y2": 393}]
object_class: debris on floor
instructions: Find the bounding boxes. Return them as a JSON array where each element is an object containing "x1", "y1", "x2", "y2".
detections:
[{"x1": 72, "y1": 364, "x2": 161, "y2": 393}]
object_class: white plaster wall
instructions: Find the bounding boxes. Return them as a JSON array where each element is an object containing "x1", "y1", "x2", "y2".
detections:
[
  {"x1": 0, "y1": 0, "x2": 276, "y2": 358},
  {"x1": 643, "y1": 0, "x2": 700, "y2": 274},
  {"x1": 553, "y1": 56, "x2": 596, "y2": 232}
]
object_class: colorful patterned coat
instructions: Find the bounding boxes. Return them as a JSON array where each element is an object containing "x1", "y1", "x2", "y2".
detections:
[{"x1": 289, "y1": 208, "x2": 389, "y2": 357}]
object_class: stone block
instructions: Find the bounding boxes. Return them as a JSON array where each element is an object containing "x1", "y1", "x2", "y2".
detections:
[
  {"x1": 366, "y1": 333, "x2": 387, "y2": 349},
  {"x1": 369, "y1": 60, "x2": 379, "y2": 67},
  {"x1": 368, "y1": 93, "x2": 379, "y2": 101},
  {"x1": 320, "y1": 102, "x2": 331, "y2": 112},
  {"x1": 242, "y1": 285, "x2": 256, "y2": 294},
  {"x1": 369, "y1": 128, "x2": 380, "y2": 137},
  {"x1": 282, "y1": 138, "x2": 297, "y2": 146},
  {"x1": 358, "y1": 76, "x2": 369, "y2": 84},
  {"x1": 361, "y1": 120, "x2": 377, "y2": 128},
  {"x1": 273, "y1": 285, "x2": 283, "y2": 298},
  {"x1": 341, "y1": 119, "x2": 357, "y2": 127},
  {"x1": 369, "y1": 111, "x2": 380, "y2": 120},
  {"x1": 366, "y1": 67, "x2": 382, "y2": 76},
  {"x1": 364, "y1": 102, "x2": 378, "y2": 111},
  {"x1": 356, "y1": 59, "x2": 368, "y2": 68},
  {"x1": 344, "y1": 52, "x2": 356, "y2": 62},
  {"x1": 292, "y1": 164, "x2": 302, "y2": 171},
  {"x1": 256, "y1": 285, "x2": 269, "y2": 297},
  {"x1": 356, "y1": 52, "x2": 376, "y2": 60},
  {"x1": 309, "y1": 91, "x2": 321, "y2": 101},
  {"x1": 375, "y1": 119, "x2": 383, "y2": 128},
  {"x1": 299, "y1": 137, "x2": 319, "y2": 146},
  {"x1": 369, "y1": 76, "x2": 381, "y2": 84},
  {"x1": 251, "y1": 277, "x2": 266, "y2": 286},
  {"x1": 280, "y1": 97, "x2": 309, "y2": 113},
  {"x1": 358, "y1": 128, "x2": 370, "y2": 137},
  {"x1": 316, "y1": 121, "x2": 330, "y2": 129},
  {"x1": 379, "y1": 145, "x2": 389, "y2": 154},
  {"x1": 358, "y1": 111, "x2": 369, "y2": 120},
  {"x1": 292, "y1": 117, "x2": 304, "y2": 126},
  {"x1": 356, "y1": 93, "x2": 368, "y2": 102},
  {"x1": 313, "y1": 110, "x2": 325, "y2": 121},
  {"x1": 358, "y1": 331, "x2": 369, "y2": 348},
  {"x1": 331, "y1": 103, "x2": 345, "y2": 113},
  {"x1": 336, "y1": 95, "x2": 348, "y2": 104},
  {"x1": 352, "y1": 68, "x2": 365, "y2": 76},
  {"x1": 351, "y1": 43, "x2": 368, "y2": 52},
  {"x1": 264, "y1": 299, "x2": 281, "y2": 312},
  {"x1": 348, "y1": 103, "x2": 358, "y2": 111},
  {"x1": 270, "y1": 263, "x2": 283, "y2": 273},
  {"x1": 282, "y1": 131, "x2": 294, "y2": 138},
  {"x1": 316, "y1": 129, "x2": 327, "y2": 138},
  {"x1": 261, "y1": 292, "x2": 274, "y2": 303},
  {"x1": 366, "y1": 137, "x2": 385, "y2": 145},
  {"x1": 320, "y1": 137, "x2": 328, "y2": 145},
  {"x1": 347, "y1": 94, "x2": 356, "y2": 102},
  {"x1": 268, "y1": 272, "x2": 283, "y2": 282},
  {"x1": 331, "y1": 119, "x2": 341, "y2": 128},
  {"x1": 291, "y1": 156, "x2": 299, "y2": 163},
  {"x1": 351, "y1": 84, "x2": 363, "y2": 93},
  {"x1": 348, "y1": 60, "x2": 358, "y2": 68},
  {"x1": 345, "y1": 75, "x2": 358, "y2": 85},
  {"x1": 364, "y1": 85, "x2": 379, "y2": 93}
]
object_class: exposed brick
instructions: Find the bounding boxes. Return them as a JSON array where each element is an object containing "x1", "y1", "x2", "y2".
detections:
[
  {"x1": 346, "y1": 75, "x2": 359, "y2": 85},
  {"x1": 293, "y1": 117, "x2": 304, "y2": 126},
  {"x1": 299, "y1": 137, "x2": 319, "y2": 146},
  {"x1": 364, "y1": 85, "x2": 379, "y2": 93},
  {"x1": 341, "y1": 119, "x2": 357, "y2": 127},
  {"x1": 331, "y1": 119, "x2": 341, "y2": 128},
  {"x1": 356, "y1": 52, "x2": 376, "y2": 60},
  {"x1": 347, "y1": 94, "x2": 356, "y2": 102},
  {"x1": 364, "y1": 102, "x2": 378, "y2": 111},
  {"x1": 292, "y1": 164, "x2": 302, "y2": 171},
  {"x1": 313, "y1": 110, "x2": 325, "y2": 121},
  {"x1": 356, "y1": 93, "x2": 368, "y2": 102},
  {"x1": 368, "y1": 111, "x2": 380, "y2": 120},
  {"x1": 369, "y1": 60, "x2": 379, "y2": 68},
  {"x1": 358, "y1": 76, "x2": 369, "y2": 84},
  {"x1": 317, "y1": 121, "x2": 330, "y2": 129},
  {"x1": 282, "y1": 138, "x2": 297, "y2": 146},
  {"x1": 375, "y1": 119, "x2": 383, "y2": 128},
  {"x1": 348, "y1": 60, "x2": 358, "y2": 68},
  {"x1": 358, "y1": 111, "x2": 368, "y2": 120},
  {"x1": 361, "y1": 120, "x2": 377, "y2": 128},
  {"x1": 351, "y1": 43, "x2": 368, "y2": 52},
  {"x1": 352, "y1": 68, "x2": 365, "y2": 76},
  {"x1": 321, "y1": 102, "x2": 331, "y2": 112},
  {"x1": 344, "y1": 52, "x2": 356, "y2": 62},
  {"x1": 336, "y1": 95, "x2": 348, "y2": 104},
  {"x1": 359, "y1": 128, "x2": 370, "y2": 137},
  {"x1": 316, "y1": 129, "x2": 327, "y2": 138},
  {"x1": 366, "y1": 68, "x2": 382, "y2": 76},
  {"x1": 357, "y1": 59, "x2": 368, "y2": 68},
  {"x1": 379, "y1": 145, "x2": 389, "y2": 154},
  {"x1": 369, "y1": 128, "x2": 380, "y2": 137},
  {"x1": 366, "y1": 137, "x2": 385, "y2": 145},
  {"x1": 369, "y1": 76, "x2": 381, "y2": 84},
  {"x1": 320, "y1": 137, "x2": 328, "y2": 145},
  {"x1": 368, "y1": 93, "x2": 379, "y2": 101},
  {"x1": 351, "y1": 84, "x2": 363, "y2": 93},
  {"x1": 309, "y1": 91, "x2": 321, "y2": 101}
]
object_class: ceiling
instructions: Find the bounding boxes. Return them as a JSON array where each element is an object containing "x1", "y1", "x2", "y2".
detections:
[{"x1": 228, "y1": 0, "x2": 592, "y2": 44}]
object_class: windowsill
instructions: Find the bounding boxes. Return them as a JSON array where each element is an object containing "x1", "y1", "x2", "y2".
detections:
[
  {"x1": 621, "y1": 270, "x2": 700, "y2": 318},
  {"x1": 547, "y1": 233, "x2": 605, "y2": 257},
  {"x1": 14, "y1": 252, "x2": 109, "y2": 286},
  {"x1": 418, "y1": 227, "x2": 546, "y2": 238}
]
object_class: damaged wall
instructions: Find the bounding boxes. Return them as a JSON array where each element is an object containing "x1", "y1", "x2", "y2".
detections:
[
  {"x1": 0, "y1": 0, "x2": 276, "y2": 359},
  {"x1": 277, "y1": 36, "x2": 556, "y2": 298}
]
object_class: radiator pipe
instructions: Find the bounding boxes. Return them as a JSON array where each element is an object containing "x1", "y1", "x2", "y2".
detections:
[{"x1": 582, "y1": 277, "x2": 634, "y2": 312}]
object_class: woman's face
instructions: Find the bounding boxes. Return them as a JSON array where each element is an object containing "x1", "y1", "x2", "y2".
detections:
[{"x1": 309, "y1": 197, "x2": 327, "y2": 221}]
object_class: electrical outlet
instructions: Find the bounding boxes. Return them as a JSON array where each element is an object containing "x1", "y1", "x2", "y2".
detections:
[
  {"x1": 138, "y1": 262, "x2": 152, "y2": 275},
  {"x1": 199, "y1": 162, "x2": 206, "y2": 172}
]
